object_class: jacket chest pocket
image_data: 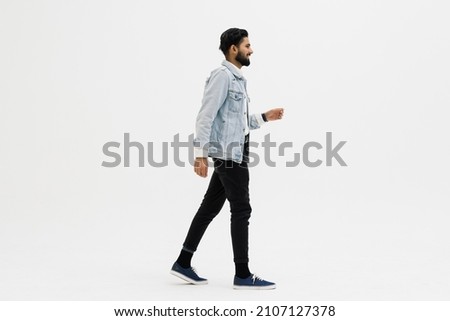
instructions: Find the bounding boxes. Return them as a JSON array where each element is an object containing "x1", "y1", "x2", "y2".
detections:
[{"x1": 228, "y1": 90, "x2": 244, "y2": 113}]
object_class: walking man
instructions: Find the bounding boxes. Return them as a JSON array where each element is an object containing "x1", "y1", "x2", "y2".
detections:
[{"x1": 170, "y1": 28, "x2": 284, "y2": 289}]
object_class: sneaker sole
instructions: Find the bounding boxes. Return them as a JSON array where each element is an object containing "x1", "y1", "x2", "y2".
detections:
[
  {"x1": 170, "y1": 270, "x2": 208, "y2": 285},
  {"x1": 233, "y1": 284, "x2": 276, "y2": 290}
]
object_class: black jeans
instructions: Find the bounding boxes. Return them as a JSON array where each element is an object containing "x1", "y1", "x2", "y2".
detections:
[{"x1": 182, "y1": 137, "x2": 251, "y2": 263}]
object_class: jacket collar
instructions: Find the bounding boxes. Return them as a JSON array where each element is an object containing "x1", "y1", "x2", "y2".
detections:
[{"x1": 221, "y1": 60, "x2": 245, "y2": 80}]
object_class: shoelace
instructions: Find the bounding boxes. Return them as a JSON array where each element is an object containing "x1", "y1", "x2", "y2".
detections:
[{"x1": 251, "y1": 274, "x2": 265, "y2": 284}]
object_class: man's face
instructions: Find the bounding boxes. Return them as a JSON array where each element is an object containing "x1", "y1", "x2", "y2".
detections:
[{"x1": 235, "y1": 37, "x2": 253, "y2": 67}]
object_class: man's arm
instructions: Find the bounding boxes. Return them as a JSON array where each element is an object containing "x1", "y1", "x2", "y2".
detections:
[{"x1": 193, "y1": 69, "x2": 229, "y2": 177}]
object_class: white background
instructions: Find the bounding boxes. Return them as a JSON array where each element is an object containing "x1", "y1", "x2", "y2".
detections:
[{"x1": 1, "y1": 0, "x2": 449, "y2": 301}]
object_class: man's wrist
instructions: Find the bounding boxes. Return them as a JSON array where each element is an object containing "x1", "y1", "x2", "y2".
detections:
[{"x1": 261, "y1": 113, "x2": 268, "y2": 122}]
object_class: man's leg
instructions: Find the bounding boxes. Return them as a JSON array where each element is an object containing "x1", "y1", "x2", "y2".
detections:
[
  {"x1": 171, "y1": 168, "x2": 227, "y2": 285},
  {"x1": 213, "y1": 140, "x2": 276, "y2": 290},
  {"x1": 178, "y1": 169, "x2": 227, "y2": 266},
  {"x1": 213, "y1": 158, "x2": 252, "y2": 276}
]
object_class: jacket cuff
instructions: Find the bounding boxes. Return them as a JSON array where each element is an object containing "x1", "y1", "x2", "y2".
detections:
[
  {"x1": 255, "y1": 113, "x2": 266, "y2": 127},
  {"x1": 194, "y1": 147, "x2": 208, "y2": 158}
]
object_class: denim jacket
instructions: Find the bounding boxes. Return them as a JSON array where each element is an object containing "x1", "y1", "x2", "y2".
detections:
[{"x1": 194, "y1": 60, "x2": 265, "y2": 163}]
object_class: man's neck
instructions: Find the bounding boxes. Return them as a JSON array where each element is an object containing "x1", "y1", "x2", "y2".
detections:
[{"x1": 226, "y1": 57, "x2": 242, "y2": 69}]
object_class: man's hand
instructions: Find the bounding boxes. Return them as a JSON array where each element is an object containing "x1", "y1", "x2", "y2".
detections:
[
  {"x1": 194, "y1": 157, "x2": 209, "y2": 177},
  {"x1": 263, "y1": 108, "x2": 284, "y2": 121}
]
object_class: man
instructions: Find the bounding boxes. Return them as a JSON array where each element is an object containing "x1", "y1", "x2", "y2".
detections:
[{"x1": 170, "y1": 28, "x2": 284, "y2": 290}]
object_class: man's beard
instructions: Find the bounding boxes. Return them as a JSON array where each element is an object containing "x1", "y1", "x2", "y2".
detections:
[{"x1": 236, "y1": 51, "x2": 250, "y2": 66}]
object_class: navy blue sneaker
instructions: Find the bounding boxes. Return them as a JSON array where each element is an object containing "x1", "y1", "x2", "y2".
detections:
[
  {"x1": 233, "y1": 274, "x2": 276, "y2": 290},
  {"x1": 170, "y1": 262, "x2": 208, "y2": 285}
]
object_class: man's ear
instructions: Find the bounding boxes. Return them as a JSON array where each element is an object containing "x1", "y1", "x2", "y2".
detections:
[{"x1": 230, "y1": 44, "x2": 238, "y2": 55}]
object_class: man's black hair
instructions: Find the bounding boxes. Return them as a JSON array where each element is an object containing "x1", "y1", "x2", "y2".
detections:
[{"x1": 219, "y1": 28, "x2": 248, "y2": 56}]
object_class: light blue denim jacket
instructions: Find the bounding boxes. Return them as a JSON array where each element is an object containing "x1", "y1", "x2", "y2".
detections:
[{"x1": 194, "y1": 60, "x2": 265, "y2": 163}]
